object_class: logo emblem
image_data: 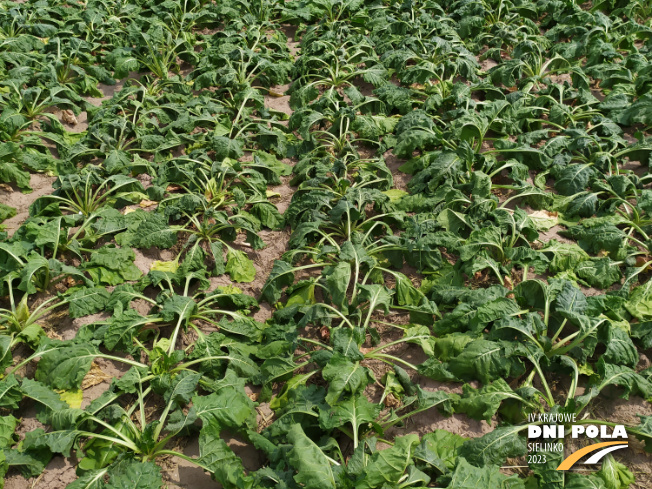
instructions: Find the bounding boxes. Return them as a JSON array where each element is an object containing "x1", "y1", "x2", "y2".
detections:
[
  {"x1": 556, "y1": 441, "x2": 629, "y2": 470},
  {"x1": 527, "y1": 414, "x2": 628, "y2": 470}
]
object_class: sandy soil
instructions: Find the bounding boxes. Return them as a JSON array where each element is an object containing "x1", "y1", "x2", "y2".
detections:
[
  {"x1": 1, "y1": 174, "x2": 57, "y2": 236},
  {"x1": 162, "y1": 437, "x2": 220, "y2": 489},
  {"x1": 51, "y1": 109, "x2": 89, "y2": 134},
  {"x1": 383, "y1": 151, "x2": 410, "y2": 191},
  {"x1": 264, "y1": 83, "x2": 292, "y2": 126},
  {"x1": 5, "y1": 456, "x2": 78, "y2": 489}
]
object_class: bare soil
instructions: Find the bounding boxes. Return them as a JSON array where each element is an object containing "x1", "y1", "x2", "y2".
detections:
[
  {"x1": 1, "y1": 174, "x2": 57, "y2": 236},
  {"x1": 5, "y1": 456, "x2": 78, "y2": 489}
]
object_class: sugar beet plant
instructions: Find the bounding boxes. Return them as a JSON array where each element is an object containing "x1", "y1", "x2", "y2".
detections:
[{"x1": 1, "y1": 0, "x2": 652, "y2": 488}]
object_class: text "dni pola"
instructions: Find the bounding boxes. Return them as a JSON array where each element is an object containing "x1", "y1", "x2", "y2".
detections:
[{"x1": 528, "y1": 424, "x2": 627, "y2": 439}]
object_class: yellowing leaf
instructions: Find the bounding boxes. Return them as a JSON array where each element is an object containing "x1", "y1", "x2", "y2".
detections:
[
  {"x1": 578, "y1": 363, "x2": 595, "y2": 376},
  {"x1": 58, "y1": 389, "x2": 83, "y2": 409},
  {"x1": 382, "y1": 189, "x2": 409, "y2": 203},
  {"x1": 139, "y1": 199, "x2": 157, "y2": 208},
  {"x1": 150, "y1": 259, "x2": 179, "y2": 273},
  {"x1": 153, "y1": 338, "x2": 171, "y2": 358},
  {"x1": 216, "y1": 285, "x2": 243, "y2": 294},
  {"x1": 226, "y1": 249, "x2": 256, "y2": 282},
  {"x1": 528, "y1": 210, "x2": 558, "y2": 231}
]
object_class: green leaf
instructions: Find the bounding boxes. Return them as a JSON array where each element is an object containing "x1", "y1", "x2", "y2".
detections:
[
  {"x1": 458, "y1": 425, "x2": 527, "y2": 467},
  {"x1": 198, "y1": 420, "x2": 251, "y2": 488},
  {"x1": 130, "y1": 213, "x2": 177, "y2": 249},
  {"x1": 322, "y1": 262, "x2": 351, "y2": 311},
  {"x1": 575, "y1": 359, "x2": 652, "y2": 410},
  {"x1": 615, "y1": 95, "x2": 652, "y2": 126},
  {"x1": 0, "y1": 203, "x2": 16, "y2": 224},
  {"x1": 23, "y1": 427, "x2": 77, "y2": 457},
  {"x1": 554, "y1": 281, "x2": 588, "y2": 315},
  {"x1": 225, "y1": 249, "x2": 256, "y2": 283},
  {"x1": 192, "y1": 371, "x2": 256, "y2": 432},
  {"x1": 353, "y1": 115, "x2": 399, "y2": 139},
  {"x1": 322, "y1": 354, "x2": 373, "y2": 404},
  {"x1": 448, "y1": 340, "x2": 525, "y2": 384},
  {"x1": 287, "y1": 423, "x2": 336, "y2": 489},
  {"x1": 632, "y1": 415, "x2": 652, "y2": 452},
  {"x1": 114, "y1": 367, "x2": 148, "y2": 395},
  {"x1": 0, "y1": 416, "x2": 17, "y2": 448},
  {"x1": 597, "y1": 455, "x2": 634, "y2": 489},
  {"x1": 163, "y1": 371, "x2": 200, "y2": 411},
  {"x1": 5, "y1": 446, "x2": 51, "y2": 478},
  {"x1": 77, "y1": 430, "x2": 124, "y2": 473},
  {"x1": 454, "y1": 379, "x2": 525, "y2": 422},
  {"x1": 394, "y1": 272, "x2": 426, "y2": 306},
  {"x1": 66, "y1": 286, "x2": 110, "y2": 319},
  {"x1": 261, "y1": 260, "x2": 295, "y2": 303},
  {"x1": 284, "y1": 281, "x2": 317, "y2": 308},
  {"x1": 104, "y1": 308, "x2": 150, "y2": 352},
  {"x1": 35, "y1": 342, "x2": 98, "y2": 390},
  {"x1": 600, "y1": 322, "x2": 638, "y2": 368},
  {"x1": 416, "y1": 430, "x2": 467, "y2": 472},
  {"x1": 159, "y1": 294, "x2": 197, "y2": 323},
  {"x1": 625, "y1": 281, "x2": 652, "y2": 320},
  {"x1": 21, "y1": 378, "x2": 68, "y2": 423},
  {"x1": 542, "y1": 240, "x2": 589, "y2": 274},
  {"x1": 441, "y1": 457, "x2": 525, "y2": 488},
  {"x1": 0, "y1": 336, "x2": 12, "y2": 373},
  {"x1": 65, "y1": 469, "x2": 108, "y2": 489},
  {"x1": 252, "y1": 151, "x2": 292, "y2": 177},
  {"x1": 0, "y1": 161, "x2": 30, "y2": 192},
  {"x1": 560, "y1": 223, "x2": 626, "y2": 255},
  {"x1": 319, "y1": 393, "x2": 381, "y2": 442},
  {"x1": 251, "y1": 203, "x2": 284, "y2": 230},
  {"x1": 209, "y1": 241, "x2": 225, "y2": 276},
  {"x1": 356, "y1": 284, "x2": 394, "y2": 315},
  {"x1": 357, "y1": 435, "x2": 421, "y2": 489},
  {"x1": 82, "y1": 246, "x2": 142, "y2": 285},
  {"x1": 417, "y1": 357, "x2": 458, "y2": 382},
  {"x1": 0, "y1": 375, "x2": 22, "y2": 410},
  {"x1": 212, "y1": 136, "x2": 244, "y2": 161},
  {"x1": 526, "y1": 449, "x2": 564, "y2": 488},
  {"x1": 331, "y1": 327, "x2": 364, "y2": 361},
  {"x1": 553, "y1": 164, "x2": 594, "y2": 196},
  {"x1": 575, "y1": 258, "x2": 621, "y2": 289},
  {"x1": 106, "y1": 458, "x2": 162, "y2": 489}
]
